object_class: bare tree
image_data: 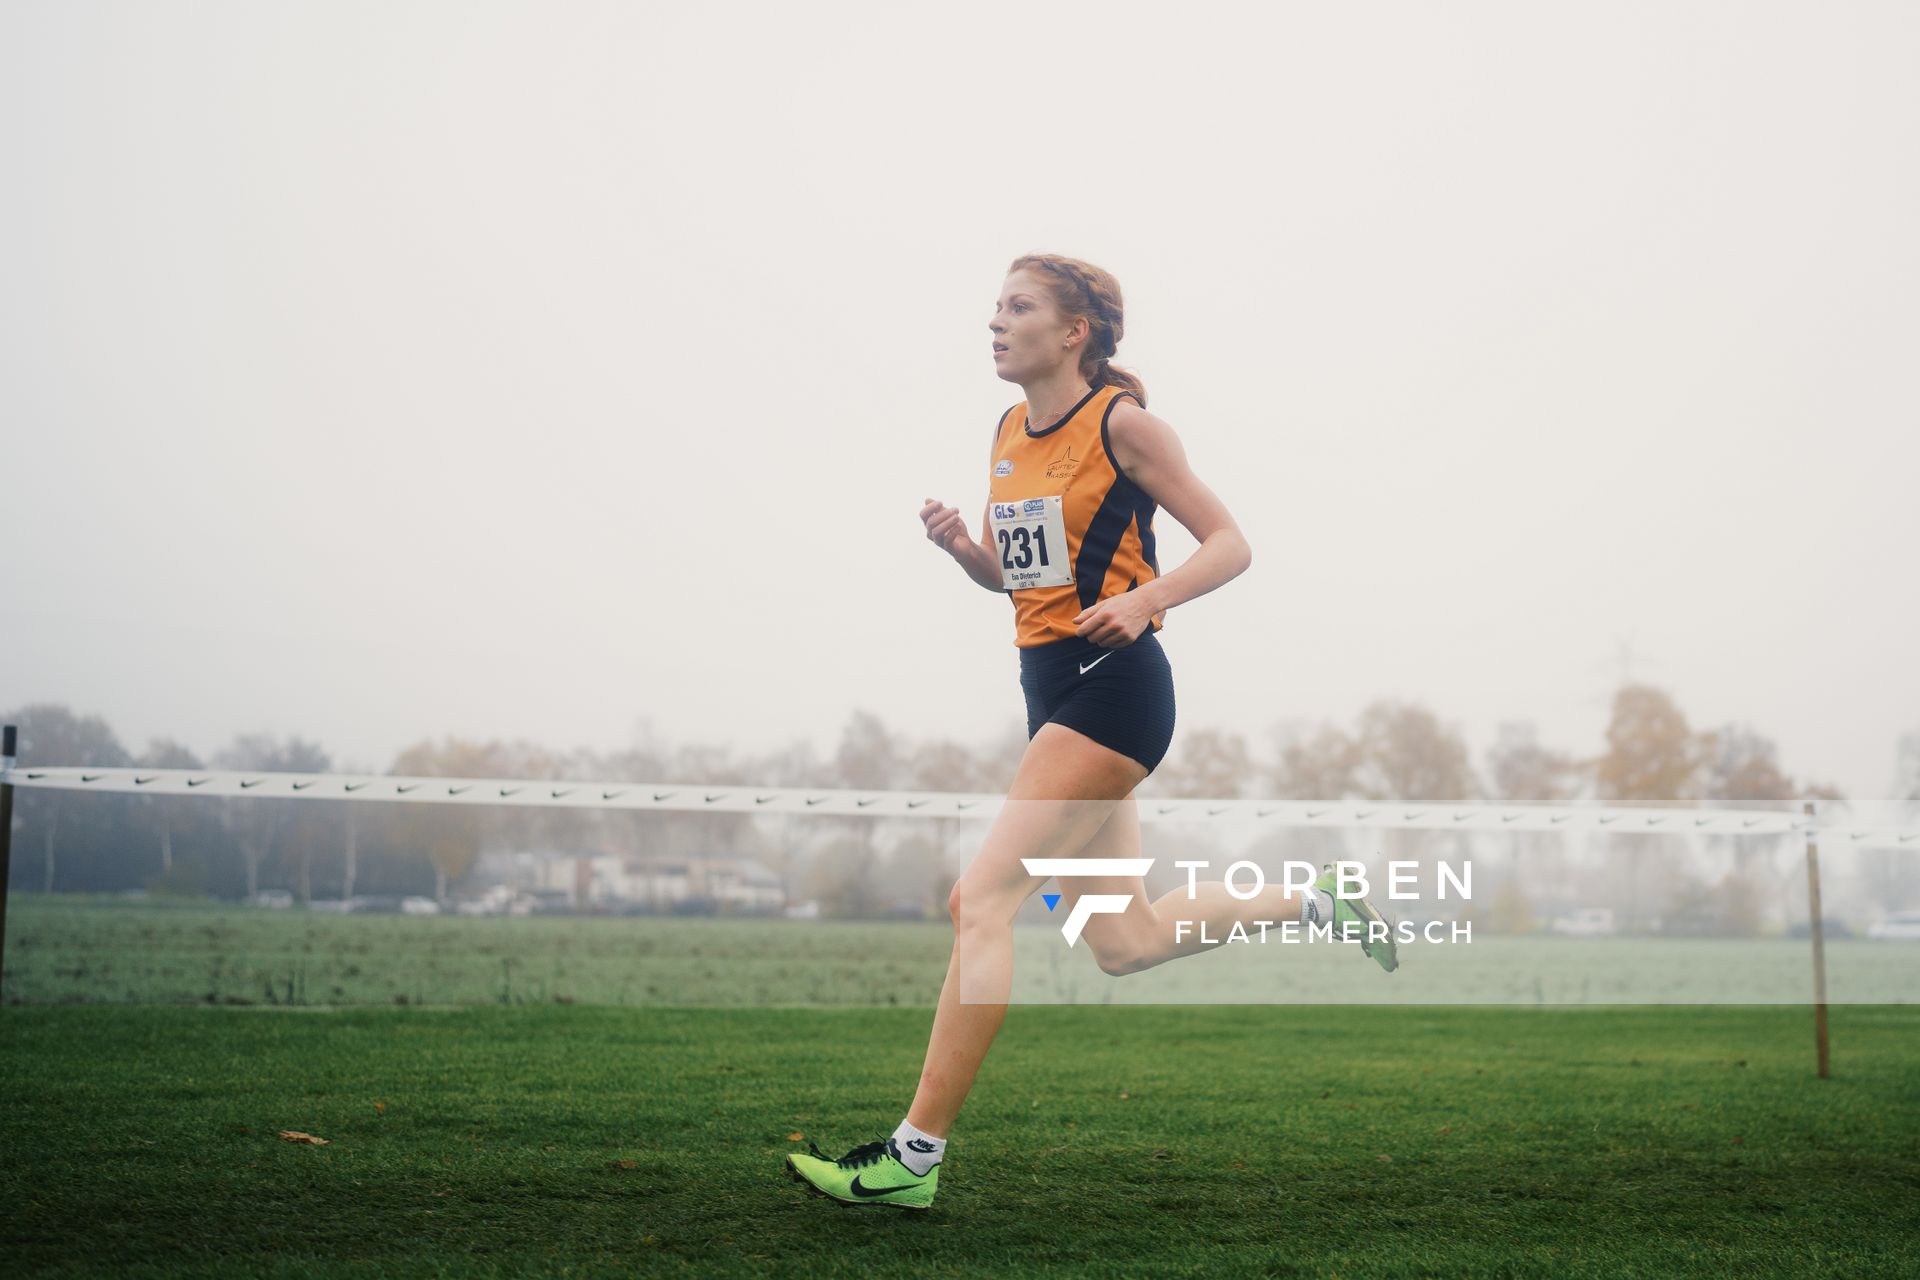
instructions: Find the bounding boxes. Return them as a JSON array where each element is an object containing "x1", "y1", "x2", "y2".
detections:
[
  {"x1": 1146, "y1": 727, "x2": 1252, "y2": 799},
  {"x1": 1268, "y1": 718, "x2": 1362, "y2": 801},
  {"x1": 136, "y1": 737, "x2": 203, "y2": 875},
  {"x1": 1484, "y1": 720, "x2": 1584, "y2": 932},
  {"x1": 213, "y1": 732, "x2": 331, "y2": 901},
  {"x1": 1, "y1": 703, "x2": 134, "y2": 893}
]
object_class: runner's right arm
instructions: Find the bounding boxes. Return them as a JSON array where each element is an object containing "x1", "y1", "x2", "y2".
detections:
[{"x1": 919, "y1": 498, "x2": 1004, "y2": 592}]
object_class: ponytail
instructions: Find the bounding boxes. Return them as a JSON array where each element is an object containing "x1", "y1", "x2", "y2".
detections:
[{"x1": 1093, "y1": 356, "x2": 1147, "y2": 405}]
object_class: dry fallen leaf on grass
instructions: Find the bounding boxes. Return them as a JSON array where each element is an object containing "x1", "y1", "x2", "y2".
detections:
[
  {"x1": 278, "y1": 1130, "x2": 328, "y2": 1145},
  {"x1": 787, "y1": 1132, "x2": 804, "y2": 1142}
]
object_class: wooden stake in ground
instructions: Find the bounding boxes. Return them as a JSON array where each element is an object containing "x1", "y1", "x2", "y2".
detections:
[{"x1": 1804, "y1": 799, "x2": 1831, "y2": 1079}]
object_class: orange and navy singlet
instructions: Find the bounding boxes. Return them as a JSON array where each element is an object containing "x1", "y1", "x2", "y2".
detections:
[
  {"x1": 987, "y1": 382, "x2": 1167, "y2": 648},
  {"x1": 989, "y1": 381, "x2": 1177, "y2": 775}
]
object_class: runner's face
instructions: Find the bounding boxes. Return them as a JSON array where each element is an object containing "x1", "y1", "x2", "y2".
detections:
[{"x1": 990, "y1": 271, "x2": 1079, "y2": 381}]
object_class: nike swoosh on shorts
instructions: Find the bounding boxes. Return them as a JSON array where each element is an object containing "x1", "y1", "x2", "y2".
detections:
[{"x1": 1079, "y1": 652, "x2": 1114, "y2": 675}]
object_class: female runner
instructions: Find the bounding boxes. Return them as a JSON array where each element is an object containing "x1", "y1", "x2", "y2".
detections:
[{"x1": 785, "y1": 253, "x2": 1396, "y2": 1211}]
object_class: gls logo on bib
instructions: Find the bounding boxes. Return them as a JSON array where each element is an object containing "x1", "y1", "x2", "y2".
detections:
[{"x1": 990, "y1": 496, "x2": 1073, "y2": 590}]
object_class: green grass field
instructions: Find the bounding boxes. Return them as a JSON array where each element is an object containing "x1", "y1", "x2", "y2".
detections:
[
  {"x1": 9, "y1": 894, "x2": 1916, "y2": 1007},
  {"x1": 3, "y1": 897, "x2": 1917, "y2": 1277}
]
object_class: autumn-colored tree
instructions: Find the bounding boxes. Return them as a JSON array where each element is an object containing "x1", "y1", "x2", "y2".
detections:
[
  {"x1": 1593, "y1": 685, "x2": 1711, "y2": 931},
  {"x1": 1352, "y1": 701, "x2": 1478, "y2": 804},
  {"x1": 387, "y1": 736, "x2": 513, "y2": 903},
  {"x1": 1701, "y1": 725, "x2": 1854, "y2": 932},
  {"x1": 1595, "y1": 684, "x2": 1705, "y2": 805}
]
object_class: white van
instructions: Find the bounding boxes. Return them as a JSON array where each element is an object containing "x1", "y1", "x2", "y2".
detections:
[{"x1": 1866, "y1": 911, "x2": 1920, "y2": 941}]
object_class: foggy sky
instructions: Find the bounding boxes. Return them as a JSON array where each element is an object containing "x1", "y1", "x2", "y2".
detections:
[{"x1": 3, "y1": 1, "x2": 1916, "y2": 815}]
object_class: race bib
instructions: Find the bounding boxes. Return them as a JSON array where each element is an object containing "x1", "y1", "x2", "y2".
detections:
[{"x1": 990, "y1": 495, "x2": 1072, "y2": 590}]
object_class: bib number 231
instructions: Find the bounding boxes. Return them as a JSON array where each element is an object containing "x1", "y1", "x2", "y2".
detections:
[{"x1": 991, "y1": 496, "x2": 1072, "y2": 590}]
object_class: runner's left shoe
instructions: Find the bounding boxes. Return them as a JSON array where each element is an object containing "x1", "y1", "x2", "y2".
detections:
[
  {"x1": 785, "y1": 1136, "x2": 939, "y2": 1210},
  {"x1": 1315, "y1": 862, "x2": 1400, "y2": 973}
]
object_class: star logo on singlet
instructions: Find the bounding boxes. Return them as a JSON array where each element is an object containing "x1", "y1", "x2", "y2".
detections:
[{"x1": 1046, "y1": 444, "x2": 1081, "y2": 480}]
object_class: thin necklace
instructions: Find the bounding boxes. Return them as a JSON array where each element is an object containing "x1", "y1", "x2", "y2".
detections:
[{"x1": 1028, "y1": 383, "x2": 1092, "y2": 430}]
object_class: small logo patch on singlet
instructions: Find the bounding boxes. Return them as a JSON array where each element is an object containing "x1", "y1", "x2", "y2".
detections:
[{"x1": 995, "y1": 459, "x2": 1013, "y2": 476}]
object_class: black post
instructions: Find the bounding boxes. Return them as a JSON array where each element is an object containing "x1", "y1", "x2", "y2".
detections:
[{"x1": 1, "y1": 724, "x2": 15, "y2": 996}]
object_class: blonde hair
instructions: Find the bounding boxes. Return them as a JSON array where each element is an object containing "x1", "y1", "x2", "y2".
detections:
[{"x1": 1007, "y1": 253, "x2": 1146, "y2": 407}]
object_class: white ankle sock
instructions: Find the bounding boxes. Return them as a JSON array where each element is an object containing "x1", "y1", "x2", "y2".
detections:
[
  {"x1": 890, "y1": 1118, "x2": 945, "y2": 1175},
  {"x1": 1300, "y1": 887, "x2": 1335, "y2": 926}
]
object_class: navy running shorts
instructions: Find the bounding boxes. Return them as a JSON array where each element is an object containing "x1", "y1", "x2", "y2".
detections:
[{"x1": 1018, "y1": 628, "x2": 1177, "y2": 774}]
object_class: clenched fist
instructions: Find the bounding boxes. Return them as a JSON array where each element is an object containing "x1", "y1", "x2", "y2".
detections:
[{"x1": 920, "y1": 498, "x2": 973, "y2": 558}]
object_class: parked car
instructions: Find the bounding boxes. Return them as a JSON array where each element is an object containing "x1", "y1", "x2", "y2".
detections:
[
  {"x1": 1549, "y1": 907, "x2": 1616, "y2": 937},
  {"x1": 1866, "y1": 911, "x2": 1920, "y2": 941},
  {"x1": 1787, "y1": 917, "x2": 1854, "y2": 939},
  {"x1": 400, "y1": 896, "x2": 441, "y2": 915}
]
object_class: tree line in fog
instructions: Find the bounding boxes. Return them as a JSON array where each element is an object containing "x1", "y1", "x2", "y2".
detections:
[{"x1": 3, "y1": 690, "x2": 1915, "y2": 926}]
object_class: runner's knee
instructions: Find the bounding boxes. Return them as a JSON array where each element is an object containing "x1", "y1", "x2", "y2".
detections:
[
  {"x1": 1082, "y1": 919, "x2": 1154, "y2": 976},
  {"x1": 947, "y1": 874, "x2": 1019, "y2": 933},
  {"x1": 1092, "y1": 940, "x2": 1151, "y2": 977}
]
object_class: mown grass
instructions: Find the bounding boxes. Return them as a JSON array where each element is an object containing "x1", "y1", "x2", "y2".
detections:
[
  {"x1": 3, "y1": 1003, "x2": 1916, "y2": 1277},
  {"x1": 2, "y1": 895, "x2": 1915, "y2": 1275},
  {"x1": 1, "y1": 893, "x2": 951, "y2": 1007},
  {"x1": 9, "y1": 894, "x2": 1917, "y2": 1008}
]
